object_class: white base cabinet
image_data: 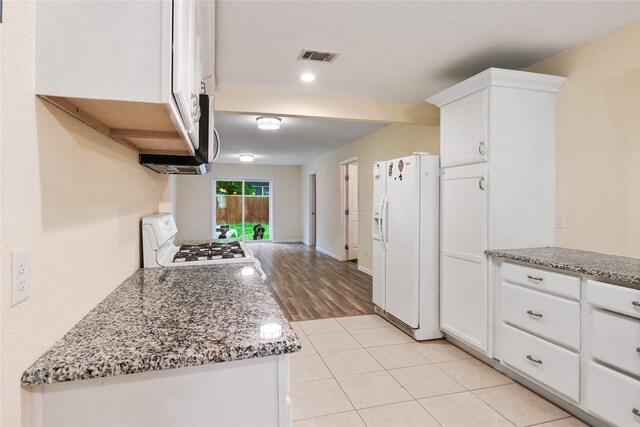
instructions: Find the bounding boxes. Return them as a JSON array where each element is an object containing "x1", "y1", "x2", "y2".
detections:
[
  {"x1": 499, "y1": 261, "x2": 581, "y2": 402},
  {"x1": 492, "y1": 259, "x2": 640, "y2": 427},
  {"x1": 29, "y1": 355, "x2": 291, "y2": 427},
  {"x1": 501, "y1": 323, "x2": 580, "y2": 402},
  {"x1": 586, "y1": 279, "x2": 640, "y2": 426},
  {"x1": 588, "y1": 361, "x2": 640, "y2": 427}
]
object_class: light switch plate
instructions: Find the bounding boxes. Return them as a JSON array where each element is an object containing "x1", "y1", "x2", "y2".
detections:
[
  {"x1": 12, "y1": 248, "x2": 31, "y2": 306},
  {"x1": 556, "y1": 213, "x2": 566, "y2": 229}
]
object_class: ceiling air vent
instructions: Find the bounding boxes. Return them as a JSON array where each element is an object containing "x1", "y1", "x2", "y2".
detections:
[{"x1": 299, "y1": 49, "x2": 339, "y2": 62}]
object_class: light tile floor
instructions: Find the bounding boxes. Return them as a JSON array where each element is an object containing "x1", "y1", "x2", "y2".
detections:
[{"x1": 290, "y1": 315, "x2": 588, "y2": 427}]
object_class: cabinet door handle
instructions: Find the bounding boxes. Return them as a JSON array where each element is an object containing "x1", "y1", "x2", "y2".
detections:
[
  {"x1": 526, "y1": 310, "x2": 543, "y2": 318},
  {"x1": 479, "y1": 177, "x2": 486, "y2": 191},
  {"x1": 632, "y1": 301, "x2": 640, "y2": 308},
  {"x1": 636, "y1": 347, "x2": 640, "y2": 354},
  {"x1": 478, "y1": 140, "x2": 486, "y2": 155},
  {"x1": 526, "y1": 355, "x2": 542, "y2": 364},
  {"x1": 527, "y1": 275, "x2": 544, "y2": 282},
  {"x1": 633, "y1": 408, "x2": 640, "y2": 417}
]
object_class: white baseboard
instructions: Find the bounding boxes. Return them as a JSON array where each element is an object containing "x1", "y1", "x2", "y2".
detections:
[
  {"x1": 272, "y1": 239, "x2": 303, "y2": 243},
  {"x1": 315, "y1": 246, "x2": 344, "y2": 261},
  {"x1": 357, "y1": 265, "x2": 373, "y2": 276}
]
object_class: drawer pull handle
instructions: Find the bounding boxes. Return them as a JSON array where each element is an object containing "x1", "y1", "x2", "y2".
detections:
[
  {"x1": 632, "y1": 301, "x2": 640, "y2": 308},
  {"x1": 527, "y1": 275, "x2": 543, "y2": 281},
  {"x1": 633, "y1": 408, "x2": 640, "y2": 417},
  {"x1": 526, "y1": 310, "x2": 543, "y2": 318},
  {"x1": 526, "y1": 355, "x2": 542, "y2": 364}
]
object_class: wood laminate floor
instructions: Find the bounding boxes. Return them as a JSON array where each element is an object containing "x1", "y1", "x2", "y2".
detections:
[{"x1": 250, "y1": 243, "x2": 375, "y2": 321}]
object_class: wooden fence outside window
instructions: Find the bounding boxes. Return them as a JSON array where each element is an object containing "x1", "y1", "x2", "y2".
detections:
[{"x1": 216, "y1": 195, "x2": 270, "y2": 224}]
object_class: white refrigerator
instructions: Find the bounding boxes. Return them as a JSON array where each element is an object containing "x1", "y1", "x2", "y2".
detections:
[{"x1": 372, "y1": 153, "x2": 442, "y2": 340}]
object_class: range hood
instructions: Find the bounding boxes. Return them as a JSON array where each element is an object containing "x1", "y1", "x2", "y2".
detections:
[{"x1": 140, "y1": 94, "x2": 220, "y2": 175}]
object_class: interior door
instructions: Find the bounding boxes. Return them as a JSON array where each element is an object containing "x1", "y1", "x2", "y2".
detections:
[
  {"x1": 347, "y1": 164, "x2": 359, "y2": 260},
  {"x1": 309, "y1": 174, "x2": 316, "y2": 247},
  {"x1": 385, "y1": 155, "x2": 420, "y2": 328},
  {"x1": 440, "y1": 165, "x2": 489, "y2": 352},
  {"x1": 172, "y1": 0, "x2": 198, "y2": 147}
]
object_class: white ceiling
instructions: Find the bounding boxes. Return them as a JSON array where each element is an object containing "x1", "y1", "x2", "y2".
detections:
[
  {"x1": 216, "y1": 1, "x2": 640, "y2": 103},
  {"x1": 215, "y1": 113, "x2": 385, "y2": 165}
]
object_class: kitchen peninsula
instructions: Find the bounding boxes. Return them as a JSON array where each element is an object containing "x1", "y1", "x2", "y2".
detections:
[{"x1": 22, "y1": 264, "x2": 300, "y2": 426}]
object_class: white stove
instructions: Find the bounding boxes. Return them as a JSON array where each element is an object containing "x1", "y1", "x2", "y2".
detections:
[{"x1": 141, "y1": 213, "x2": 265, "y2": 278}]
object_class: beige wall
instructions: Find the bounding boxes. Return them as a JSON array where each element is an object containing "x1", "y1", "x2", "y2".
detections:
[
  {"x1": 175, "y1": 164, "x2": 302, "y2": 242},
  {"x1": 0, "y1": 2, "x2": 170, "y2": 426},
  {"x1": 301, "y1": 124, "x2": 439, "y2": 272},
  {"x1": 215, "y1": 87, "x2": 439, "y2": 125},
  {"x1": 526, "y1": 20, "x2": 640, "y2": 257}
]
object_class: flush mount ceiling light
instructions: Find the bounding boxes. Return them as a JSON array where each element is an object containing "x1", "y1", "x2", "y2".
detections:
[
  {"x1": 300, "y1": 72, "x2": 316, "y2": 82},
  {"x1": 256, "y1": 117, "x2": 281, "y2": 130},
  {"x1": 239, "y1": 154, "x2": 254, "y2": 162}
]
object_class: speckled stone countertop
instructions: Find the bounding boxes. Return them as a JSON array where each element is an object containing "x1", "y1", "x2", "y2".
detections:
[
  {"x1": 486, "y1": 247, "x2": 640, "y2": 288},
  {"x1": 22, "y1": 264, "x2": 300, "y2": 386}
]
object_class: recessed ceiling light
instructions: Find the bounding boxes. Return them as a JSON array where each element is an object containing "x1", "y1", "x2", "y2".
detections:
[
  {"x1": 256, "y1": 117, "x2": 281, "y2": 130},
  {"x1": 300, "y1": 73, "x2": 316, "y2": 82},
  {"x1": 239, "y1": 154, "x2": 254, "y2": 162}
]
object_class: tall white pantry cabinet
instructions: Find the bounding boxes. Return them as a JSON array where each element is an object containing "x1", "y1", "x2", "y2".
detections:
[{"x1": 427, "y1": 69, "x2": 566, "y2": 357}]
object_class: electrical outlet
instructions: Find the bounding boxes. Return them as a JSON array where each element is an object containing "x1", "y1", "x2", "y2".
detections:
[
  {"x1": 556, "y1": 213, "x2": 566, "y2": 229},
  {"x1": 12, "y1": 249, "x2": 31, "y2": 306}
]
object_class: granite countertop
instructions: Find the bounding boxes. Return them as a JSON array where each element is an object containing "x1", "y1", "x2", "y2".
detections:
[
  {"x1": 485, "y1": 247, "x2": 640, "y2": 288},
  {"x1": 22, "y1": 264, "x2": 300, "y2": 387}
]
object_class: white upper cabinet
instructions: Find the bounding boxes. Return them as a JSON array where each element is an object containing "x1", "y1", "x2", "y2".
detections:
[
  {"x1": 35, "y1": 0, "x2": 214, "y2": 156},
  {"x1": 172, "y1": 0, "x2": 198, "y2": 147},
  {"x1": 440, "y1": 89, "x2": 489, "y2": 167}
]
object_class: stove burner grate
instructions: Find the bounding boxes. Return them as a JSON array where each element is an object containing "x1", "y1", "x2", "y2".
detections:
[{"x1": 173, "y1": 241, "x2": 246, "y2": 263}]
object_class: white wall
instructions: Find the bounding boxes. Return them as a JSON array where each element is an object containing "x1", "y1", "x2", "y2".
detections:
[
  {"x1": 301, "y1": 124, "x2": 440, "y2": 272},
  {"x1": 175, "y1": 163, "x2": 302, "y2": 242},
  {"x1": 1, "y1": 2, "x2": 170, "y2": 426}
]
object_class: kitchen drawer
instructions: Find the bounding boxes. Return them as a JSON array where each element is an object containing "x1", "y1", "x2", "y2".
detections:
[
  {"x1": 591, "y1": 308, "x2": 640, "y2": 377},
  {"x1": 502, "y1": 262, "x2": 580, "y2": 300},
  {"x1": 588, "y1": 279, "x2": 640, "y2": 320},
  {"x1": 501, "y1": 323, "x2": 580, "y2": 401},
  {"x1": 588, "y1": 361, "x2": 640, "y2": 426},
  {"x1": 501, "y1": 282, "x2": 580, "y2": 350}
]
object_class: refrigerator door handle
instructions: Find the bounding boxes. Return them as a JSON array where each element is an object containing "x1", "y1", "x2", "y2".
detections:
[
  {"x1": 376, "y1": 193, "x2": 386, "y2": 250},
  {"x1": 381, "y1": 194, "x2": 389, "y2": 251}
]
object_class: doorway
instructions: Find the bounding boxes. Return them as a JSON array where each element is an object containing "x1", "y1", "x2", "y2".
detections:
[
  {"x1": 308, "y1": 173, "x2": 317, "y2": 247},
  {"x1": 213, "y1": 179, "x2": 272, "y2": 241},
  {"x1": 340, "y1": 158, "x2": 358, "y2": 261}
]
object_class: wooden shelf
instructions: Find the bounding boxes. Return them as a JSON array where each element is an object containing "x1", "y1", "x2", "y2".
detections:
[{"x1": 41, "y1": 95, "x2": 193, "y2": 156}]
